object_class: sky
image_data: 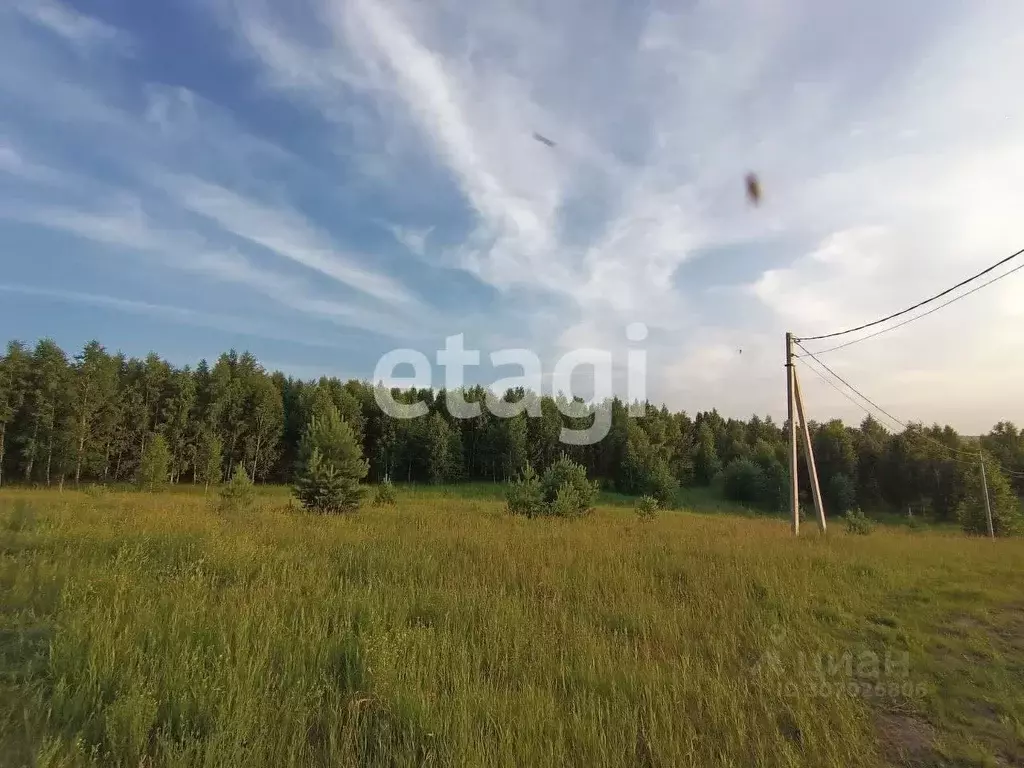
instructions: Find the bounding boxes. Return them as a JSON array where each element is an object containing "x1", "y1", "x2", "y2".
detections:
[{"x1": 1, "y1": 0, "x2": 1022, "y2": 433}]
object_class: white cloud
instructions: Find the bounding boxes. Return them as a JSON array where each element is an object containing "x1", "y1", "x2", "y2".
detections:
[
  {"x1": 0, "y1": 283, "x2": 349, "y2": 349},
  {"x1": 161, "y1": 175, "x2": 422, "y2": 310},
  {"x1": 389, "y1": 224, "x2": 432, "y2": 257},
  {"x1": 9, "y1": 0, "x2": 130, "y2": 53},
  {"x1": 4, "y1": 0, "x2": 1024, "y2": 431},
  {"x1": 0, "y1": 15, "x2": 438, "y2": 342},
  {"x1": 0, "y1": 200, "x2": 428, "y2": 340},
  {"x1": 210, "y1": 0, "x2": 1024, "y2": 431},
  {"x1": 0, "y1": 140, "x2": 67, "y2": 185}
]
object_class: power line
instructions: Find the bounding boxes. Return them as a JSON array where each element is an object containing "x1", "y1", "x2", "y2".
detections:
[
  {"x1": 795, "y1": 356, "x2": 904, "y2": 429},
  {"x1": 796, "y1": 343, "x2": 1024, "y2": 477},
  {"x1": 796, "y1": 342, "x2": 936, "y2": 442},
  {"x1": 795, "y1": 355, "x2": 976, "y2": 467},
  {"x1": 804, "y1": 261, "x2": 1024, "y2": 355},
  {"x1": 796, "y1": 245, "x2": 1024, "y2": 342}
]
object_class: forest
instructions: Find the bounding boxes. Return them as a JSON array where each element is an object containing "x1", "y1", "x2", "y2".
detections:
[{"x1": 1, "y1": 338, "x2": 1022, "y2": 525}]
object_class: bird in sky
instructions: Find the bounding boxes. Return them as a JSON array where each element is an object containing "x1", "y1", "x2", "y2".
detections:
[{"x1": 532, "y1": 132, "x2": 557, "y2": 148}]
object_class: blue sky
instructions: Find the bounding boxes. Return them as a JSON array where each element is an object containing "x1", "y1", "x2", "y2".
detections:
[{"x1": 1, "y1": 0, "x2": 1022, "y2": 431}]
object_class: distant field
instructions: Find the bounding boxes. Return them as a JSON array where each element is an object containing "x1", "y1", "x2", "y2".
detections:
[{"x1": 0, "y1": 488, "x2": 1021, "y2": 767}]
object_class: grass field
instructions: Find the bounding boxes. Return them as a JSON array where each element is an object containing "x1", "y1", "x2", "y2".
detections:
[{"x1": 0, "y1": 487, "x2": 1021, "y2": 767}]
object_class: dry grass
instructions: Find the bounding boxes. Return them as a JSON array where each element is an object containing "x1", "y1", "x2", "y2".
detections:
[{"x1": 0, "y1": 487, "x2": 1021, "y2": 767}]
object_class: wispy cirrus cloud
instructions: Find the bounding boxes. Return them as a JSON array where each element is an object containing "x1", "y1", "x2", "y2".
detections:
[
  {"x1": 1, "y1": 197, "x2": 430, "y2": 340},
  {"x1": 0, "y1": 5, "x2": 438, "y2": 345},
  {"x1": 218, "y1": 0, "x2": 1024, "y2": 428},
  {"x1": 0, "y1": 283, "x2": 352, "y2": 349},
  {"x1": 0, "y1": 140, "x2": 68, "y2": 185},
  {"x1": 2, "y1": 0, "x2": 1023, "y2": 429},
  {"x1": 161, "y1": 174, "x2": 423, "y2": 309},
  {"x1": 7, "y1": 0, "x2": 130, "y2": 52}
]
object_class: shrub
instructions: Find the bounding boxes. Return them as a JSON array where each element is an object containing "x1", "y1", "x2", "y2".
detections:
[
  {"x1": 218, "y1": 464, "x2": 256, "y2": 513},
  {"x1": 540, "y1": 455, "x2": 598, "y2": 517},
  {"x1": 549, "y1": 484, "x2": 584, "y2": 519},
  {"x1": 722, "y1": 458, "x2": 765, "y2": 506},
  {"x1": 843, "y1": 508, "x2": 872, "y2": 535},
  {"x1": 506, "y1": 457, "x2": 598, "y2": 519},
  {"x1": 295, "y1": 448, "x2": 365, "y2": 514},
  {"x1": 635, "y1": 495, "x2": 659, "y2": 521},
  {"x1": 373, "y1": 477, "x2": 397, "y2": 506},
  {"x1": 506, "y1": 463, "x2": 545, "y2": 518}
]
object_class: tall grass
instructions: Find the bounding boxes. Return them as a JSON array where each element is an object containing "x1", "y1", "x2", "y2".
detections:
[{"x1": 0, "y1": 488, "x2": 1021, "y2": 767}]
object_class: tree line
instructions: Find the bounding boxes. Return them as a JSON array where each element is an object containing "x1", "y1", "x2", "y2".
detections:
[{"x1": 0, "y1": 338, "x2": 1021, "y2": 527}]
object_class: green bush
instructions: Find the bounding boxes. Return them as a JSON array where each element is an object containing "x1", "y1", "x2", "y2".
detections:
[
  {"x1": 218, "y1": 465, "x2": 256, "y2": 513},
  {"x1": 635, "y1": 495, "x2": 659, "y2": 521},
  {"x1": 506, "y1": 457, "x2": 597, "y2": 519},
  {"x1": 540, "y1": 455, "x2": 598, "y2": 517},
  {"x1": 295, "y1": 449, "x2": 365, "y2": 514},
  {"x1": 506, "y1": 463, "x2": 545, "y2": 518},
  {"x1": 843, "y1": 508, "x2": 872, "y2": 535},
  {"x1": 549, "y1": 484, "x2": 583, "y2": 519},
  {"x1": 373, "y1": 477, "x2": 397, "y2": 506}
]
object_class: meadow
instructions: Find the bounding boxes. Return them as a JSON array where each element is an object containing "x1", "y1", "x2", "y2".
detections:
[{"x1": 0, "y1": 486, "x2": 1021, "y2": 767}]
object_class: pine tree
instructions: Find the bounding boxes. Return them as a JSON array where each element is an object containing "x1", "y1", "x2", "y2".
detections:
[
  {"x1": 506, "y1": 462, "x2": 544, "y2": 517},
  {"x1": 294, "y1": 405, "x2": 368, "y2": 513},
  {"x1": 540, "y1": 455, "x2": 598, "y2": 517},
  {"x1": 136, "y1": 433, "x2": 171, "y2": 491},
  {"x1": 295, "y1": 448, "x2": 361, "y2": 514},
  {"x1": 218, "y1": 463, "x2": 255, "y2": 512}
]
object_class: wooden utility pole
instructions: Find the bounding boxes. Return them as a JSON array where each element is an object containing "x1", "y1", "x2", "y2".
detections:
[
  {"x1": 980, "y1": 454, "x2": 995, "y2": 539},
  {"x1": 786, "y1": 333, "x2": 799, "y2": 535},
  {"x1": 794, "y1": 370, "x2": 827, "y2": 533}
]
